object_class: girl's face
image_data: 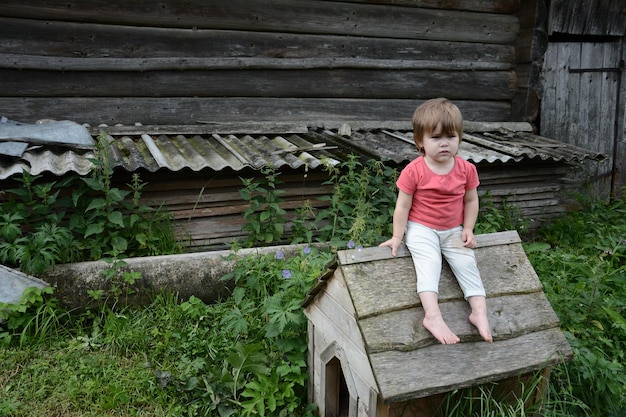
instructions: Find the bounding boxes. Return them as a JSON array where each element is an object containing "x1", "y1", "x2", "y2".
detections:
[{"x1": 417, "y1": 123, "x2": 459, "y2": 164}]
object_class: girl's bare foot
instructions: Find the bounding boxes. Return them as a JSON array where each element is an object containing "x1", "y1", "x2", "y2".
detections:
[
  {"x1": 468, "y1": 296, "x2": 493, "y2": 343},
  {"x1": 423, "y1": 314, "x2": 460, "y2": 344},
  {"x1": 469, "y1": 310, "x2": 493, "y2": 343}
]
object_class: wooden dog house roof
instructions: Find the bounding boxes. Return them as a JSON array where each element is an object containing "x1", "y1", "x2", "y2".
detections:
[{"x1": 303, "y1": 230, "x2": 572, "y2": 403}]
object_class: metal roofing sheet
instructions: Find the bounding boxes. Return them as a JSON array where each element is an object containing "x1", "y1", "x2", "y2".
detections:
[
  {"x1": 0, "y1": 122, "x2": 607, "y2": 180},
  {"x1": 0, "y1": 119, "x2": 94, "y2": 149}
]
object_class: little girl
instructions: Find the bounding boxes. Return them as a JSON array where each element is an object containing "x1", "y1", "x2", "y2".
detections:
[{"x1": 379, "y1": 98, "x2": 493, "y2": 344}]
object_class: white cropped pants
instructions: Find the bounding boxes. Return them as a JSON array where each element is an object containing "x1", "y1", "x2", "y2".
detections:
[{"x1": 405, "y1": 221, "x2": 486, "y2": 299}]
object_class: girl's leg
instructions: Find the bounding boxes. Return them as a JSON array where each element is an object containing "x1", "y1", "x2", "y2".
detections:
[
  {"x1": 440, "y1": 228, "x2": 492, "y2": 343},
  {"x1": 468, "y1": 296, "x2": 493, "y2": 343},
  {"x1": 406, "y1": 222, "x2": 460, "y2": 344},
  {"x1": 419, "y1": 291, "x2": 460, "y2": 344}
]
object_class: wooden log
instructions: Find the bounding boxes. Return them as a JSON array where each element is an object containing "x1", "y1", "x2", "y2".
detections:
[
  {"x1": 0, "y1": 97, "x2": 512, "y2": 125},
  {"x1": 0, "y1": 68, "x2": 517, "y2": 100},
  {"x1": 323, "y1": 0, "x2": 521, "y2": 14},
  {"x1": 1, "y1": 52, "x2": 516, "y2": 72},
  {"x1": 0, "y1": 18, "x2": 515, "y2": 70},
  {"x1": 0, "y1": 0, "x2": 520, "y2": 44}
]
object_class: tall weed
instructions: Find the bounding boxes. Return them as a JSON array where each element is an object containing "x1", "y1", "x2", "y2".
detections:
[
  {"x1": 316, "y1": 155, "x2": 398, "y2": 247},
  {"x1": 239, "y1": 166, "x2": 287, "y2": 246}
]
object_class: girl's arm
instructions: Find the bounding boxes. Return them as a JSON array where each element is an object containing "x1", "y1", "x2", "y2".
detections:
[
  {"x1": 462, "y1": 188, "x2": 479, "y2": 248},
  {"x1": 379, "y1": 190, "x2": 412, "y2": 256}
]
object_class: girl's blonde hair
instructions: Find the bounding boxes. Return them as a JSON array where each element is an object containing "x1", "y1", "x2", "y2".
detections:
[{"x1": 412, "y1": 98, "x2": 463, "y2": 152}]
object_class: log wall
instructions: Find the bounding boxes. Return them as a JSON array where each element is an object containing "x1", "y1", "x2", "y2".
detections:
[{"x1": 0, "y1": 0, "x2": 527, "y2": 125}]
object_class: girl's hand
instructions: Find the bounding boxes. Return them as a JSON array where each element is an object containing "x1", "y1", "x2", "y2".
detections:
[
  {"x1": 379, "y1": 236, "x2": 403, "y2": 256},
  {"x1": 461, "y1": 228, "x2": 476, "y2": 248}
]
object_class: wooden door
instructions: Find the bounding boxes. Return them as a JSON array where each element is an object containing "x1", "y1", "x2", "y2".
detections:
[{"x1": 541, "y1": 40, "x2": 624, "y2": 199}]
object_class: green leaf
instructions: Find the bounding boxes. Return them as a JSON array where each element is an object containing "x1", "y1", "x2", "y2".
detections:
[
  {"x1": 84, "y1": 222, "x2": 104, "y2": 238},
  {"x1": 135, "y1": 233, "x2": 147, "y2": 247},
  {"x1": 86, "y1": 198, "x2": 107, "y2": 212},
  {"x1": 108, "y1": 211, "x2": 124, "y2": 228},
  {"x1": 111, "y1": 236, "x2": 128, "y2": 253},
  {"x1": 81, "y1": 177, "x2": 104, "y2": 191},
  {"x1": 128, "y1": 213, "x2": 140, "y2": 227},
  {"x1": 107, "y1": 188, "x2": 130, "y2": 203},
  {"x1": 227, "y1": 342, "x2": 269, "y2": 398}
]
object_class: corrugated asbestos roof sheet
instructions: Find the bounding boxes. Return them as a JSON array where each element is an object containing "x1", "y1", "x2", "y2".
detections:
[{"x1": 0, "y1": 121, "x2": 606, "y2": 180}]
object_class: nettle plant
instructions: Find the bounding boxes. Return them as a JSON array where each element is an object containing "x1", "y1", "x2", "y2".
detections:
[
  {"x1": 0, "y1": 131, "x2": 181, "y2": 276},
  {"x1": 239, "y1": 166, "x2": 287, "y2": 246},
  {"x1": 238, "y1": 155, "x2": 399, "y2": 249}
]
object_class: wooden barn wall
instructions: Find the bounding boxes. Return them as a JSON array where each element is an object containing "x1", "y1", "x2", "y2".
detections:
[
  {"x1": 540, "y1": 0, "x2": 626, "y2": 199},
  {"x1": 111, "y1": 159, "x2": 575, "y2": 250},
  {"x1": 0, "y1": 0, "x2": 526, "y2": 126}
]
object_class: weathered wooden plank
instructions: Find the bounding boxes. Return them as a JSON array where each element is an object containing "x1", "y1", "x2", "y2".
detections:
[
  {"x1": 479, "y1": 162, "x2": 566, "y2": 176},
  {"x1": 598, "y1": 43, "x2": 621, "y2": 156},
  {"x1": 338, "y1": 230, "x2": 520, "y2": 264},
  {"x1": 310, "y1": 325, "x2": 329, "y2": 409},
  {"x1": 539, "y1": 43, "x2": 557, "y2": 139},
  {"x1": 144, "y1": 189, "x2": 328, "y2": 213},
  {"x1": 0, "y1": 68, "x2": 517, "y2": 100},
  {"x1": 491, "y1": 197, "x2": 560, "y2": 209},
  {"x1": 359, "y1": 292, "x2": 561, "y2": 351},
  {"x1": 370, "y1": 328, "x2": 572, "y2": 402},
  {"x1": 478, "y1": 184, "x2": 561, "y2": 197},
  {"x1": 1, "y1": 53, "x2": 516, "y2": 72},
  {"x1": 309, "y1": 279, "x2": 363, "y2": 345},
  {"x1": 325, "y1": 0, "x2": 520, "y2": 14},
  {"x1": 579, "y1": 43, "x2": 597, "y2": 156},
  {"x1": 0, "y1": 18, "x2": 515, "y2": 70},
  {"x1": 548, "y1": 0, "x2": 624, "y2": 36},
  {"x1": 307, "y1": 321, "x2": 316, "y2": 404},
  {"x1": 305, "y1": 302, "x2": 378, "y2": 389},
  {"x1": 315, "y1": 268, "x2": 355, "y2": 314},
  {"x1": 0, "y1": 98, "x2": 512, "y2": 125},
  {"x1": 565, "y1": 44, "x2": 583, "y2": 153},
  {"x1": 0, "y1": 0, "x2": 520, "y2": 44},
  {"x1": 478, "y1": 166, "x2": 571, "y2": 181}
]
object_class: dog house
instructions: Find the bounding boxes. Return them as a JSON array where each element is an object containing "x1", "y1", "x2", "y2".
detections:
[{"x1": 302, "y1": 230, "x2": 572, "y2": 417}]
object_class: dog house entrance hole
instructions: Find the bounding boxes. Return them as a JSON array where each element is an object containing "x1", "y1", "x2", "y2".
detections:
[{"x1": 325, "y1": 356, "x2": 350, "y2": 417}]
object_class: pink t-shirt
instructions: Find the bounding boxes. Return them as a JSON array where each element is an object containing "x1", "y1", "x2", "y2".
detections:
[{"x1": 396, "y1": 155, "x2": 479, "y2": 230}]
